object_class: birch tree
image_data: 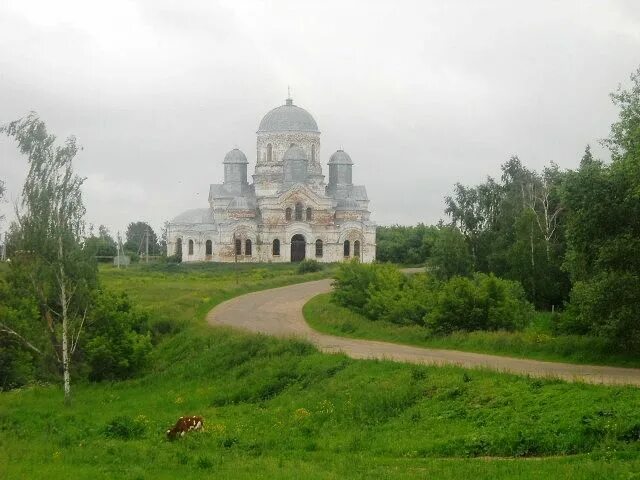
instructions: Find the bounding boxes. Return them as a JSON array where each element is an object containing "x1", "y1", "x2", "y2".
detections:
[{"x1": 1, "y1": 113, "x2": 96, "y2": 403}]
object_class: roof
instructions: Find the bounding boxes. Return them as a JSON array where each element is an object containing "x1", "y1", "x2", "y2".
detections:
[
  {"x1": 227, "y1": 196, "x2": 256, "y2": 210},
  {"x1": 223, "y1": 148, "x2": 248, "y2": 164},
  {"x1": 282, "y1": 145, "x2": 308, "y2": 161},
  {"x1": 171, "y1": 208, "x2": 215, "y2": 224},
  {"x1": 258, "y1": 98, "x2": 319, "y2": 133},
  {"x1": 336, "y1": 197, "x2": 361, "y2": 211},
  {"x1": 328, "y1": 149, "x2": 353, "y2": 165}
]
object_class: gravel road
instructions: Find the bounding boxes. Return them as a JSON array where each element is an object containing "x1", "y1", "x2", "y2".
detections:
[{"x1": 207, "y1": 279, "x2": 640, "y2": 386}]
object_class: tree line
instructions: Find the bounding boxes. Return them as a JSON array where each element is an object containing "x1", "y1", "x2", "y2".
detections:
[{"x1": 376, "y1": 66, "x2": 640, "y2": 352}]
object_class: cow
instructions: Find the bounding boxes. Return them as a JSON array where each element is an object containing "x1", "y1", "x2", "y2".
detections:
[{"x1": 166, "y1": 415, "x2": 204, "y2": 440}]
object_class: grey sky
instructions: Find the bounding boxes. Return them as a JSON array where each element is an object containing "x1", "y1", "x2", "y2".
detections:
[{"x1": 1, "y1": 0, "x2": 639, "y2": 239}]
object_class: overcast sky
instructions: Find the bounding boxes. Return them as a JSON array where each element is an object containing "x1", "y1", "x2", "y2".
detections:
[{"x1": 1, "y1": 0, "x2": 639, "y2": 239}]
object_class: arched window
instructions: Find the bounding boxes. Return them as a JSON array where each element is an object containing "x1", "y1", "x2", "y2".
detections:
[
  {"x1": 315, "y1": 239, "x2": 323, "y2": 258},
  {"x1": 311, "y1": 144, "x2": 316, "y2": 162},
  {"x1": 205, "y1": 240, "x2": 212, "y2": 256},
  {"x1": 285, "y1": 208, "x2": 292, "y2": 221},
  {"x1": 235, "y1": 238, "x2": 242, "y2": 256},
  {"x1": 273, "y1": 239, "x2": 280, "y2": 256},
  {"x1": 306, "y1": 207, "x2": 312, "y2": 221},
  {"x1": 295, "y1": 202, "x2": 303, "y2": 221},
  {"x1": 354, "y1": 240, "x2": 360, "y2": 258},
  {"x1": 176, "y1": 238, "x2": 182, "y2": 257},
  {"x1": 343, "y1": 240, "x2": 350, "y2": 257},
  {"x1": 245, "y1": 239, "x2": 252, "y2": 256},
  {"x1": 188, "y1": 239, "x2": 194, "y2": 255},
  {"x1": 267, "y1": 143, "x2": 273, "y2": 162}
]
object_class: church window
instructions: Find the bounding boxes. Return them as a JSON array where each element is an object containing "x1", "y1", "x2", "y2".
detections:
[
  {"x1": 245, "y1": 239, "x2": 252, "y2": 256},
  {"x1": 354, "y1": 240, "x2": 361, "y2": 258},
  {"x1": 235, "y1": 238, "x2": 242, "y2": 255},
  {"x1": 306, "y1": 207, "x2": 312, "y2": 221},
  {"x1": 273, "y1": 239, "x2": 280, "y2": 256},
  {"x1": 205, "y1": 240, "x2": 212, "y2": 256},
  {"x1": 315, "y1": 239, "x2": 323, "y2": 258},
  {"x1": 343, "y1": 240, "x2": 350, "y2": 257},
  {"x1": 188, "y1": 239, "x2": 194, "y2": 255},
  {"x1": 285, "y1": 207, "x2": 292, "y2": 221},
  {"x1": 295, "y1": 202, "x2": 303, "y2": 221},
  {"x1": 267, "y1": 143, "x2": 273, "y2": 162},
  {"x1": 176, "y1": 238, "x2": 182, "y2": 257},
  {"x1": 311, "y1": 144, "x2": 316, "y2": 162}
]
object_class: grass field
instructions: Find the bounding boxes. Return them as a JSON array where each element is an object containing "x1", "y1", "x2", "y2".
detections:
[
  {"x1": 2, "y1": 263, "x2": 640, "y2": 479},
  {"x1": 304, "y1": 293, "x2": 640, "y2": 368}
]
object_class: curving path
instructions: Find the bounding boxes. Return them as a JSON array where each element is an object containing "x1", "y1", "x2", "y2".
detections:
[{"x1": 207, "y1": 279, "x2": 640, "y2": 386}]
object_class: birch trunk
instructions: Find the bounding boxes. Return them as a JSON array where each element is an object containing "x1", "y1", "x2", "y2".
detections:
[{"x1": 59, "y1": 233, "x2": 71, "y2": 404}]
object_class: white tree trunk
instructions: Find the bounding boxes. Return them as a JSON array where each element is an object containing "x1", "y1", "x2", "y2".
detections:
[{"x1": 59, "y1": 234, "x2": 71, "y2": 404}]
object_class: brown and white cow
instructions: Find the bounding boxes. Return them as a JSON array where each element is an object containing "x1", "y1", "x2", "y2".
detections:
[{"x1": 166, "y1": 415, "x2": 204, "y2": 439}]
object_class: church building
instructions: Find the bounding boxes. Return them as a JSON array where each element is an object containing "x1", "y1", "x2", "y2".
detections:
[{"x1": 167, "y1": 96, "x2": 376, "y2": 263}]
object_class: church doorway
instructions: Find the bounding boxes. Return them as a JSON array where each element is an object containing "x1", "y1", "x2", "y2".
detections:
[{"x1": 290, "y1": 234, "x2": 306, "y2": 262}]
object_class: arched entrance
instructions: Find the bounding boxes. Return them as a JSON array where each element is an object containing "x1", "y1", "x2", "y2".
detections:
[{"x1": 290, "y1": 234, "x2": 306, "y2": 262}]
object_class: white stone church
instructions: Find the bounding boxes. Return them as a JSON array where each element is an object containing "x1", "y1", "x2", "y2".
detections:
[{"x1": 167, "y1": 96, "x2": 376, "y2": 263}]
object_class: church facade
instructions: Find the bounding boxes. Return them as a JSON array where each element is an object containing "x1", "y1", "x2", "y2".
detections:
[{"x1": 167, "y1": 96, "x2": 376, "y2": 263}]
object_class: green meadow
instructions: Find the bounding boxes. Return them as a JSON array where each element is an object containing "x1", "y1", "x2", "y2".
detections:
[{"x1": 2, "y1": 263, "x2": 640, "y2": 479}]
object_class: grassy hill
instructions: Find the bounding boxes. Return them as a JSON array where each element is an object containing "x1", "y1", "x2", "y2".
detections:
[{"x1": 1, "y1": 263, "x2": 640, "y2": 479}]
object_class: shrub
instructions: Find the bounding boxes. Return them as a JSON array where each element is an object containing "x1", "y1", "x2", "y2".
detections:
[
  {"x1": 332, "y1": 261, "x2": 377, "y2": 312},
  {"x1": 84, "y1": 290, "x2": 152, "y2": 381},
  {"x1": 562, "y1": 272, "x2": 640, "y2": 353},
  {"x1": 425, "y1": 273, "x2": 533, "y2": 334},
  {"x1": 297, "y1": 259, "x2": 322, "y2": 274},
  {"x1": 103, "y1": 415, "x2": 147, "y2": 439}
]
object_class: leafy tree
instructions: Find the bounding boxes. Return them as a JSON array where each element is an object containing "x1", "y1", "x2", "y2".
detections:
[
  {"x1": 0, "y1": 178, "x2": 5, "y2": 225},
  {"x1": 84, "y1": 224, "x2": 117, "y2": 262},
  {"x1": 376, "y1": 224, "x2": 436, "y2": 264},
  {"x1": 429, "y1": 225, "x2": 473, "y2": 280},
  {"x1": 125, "y1": 221, "x2": 159, "y2": 256},
  {"x1": 1, "y1": 113, "x2": 97, "y2": 402},
  {"x1": 562, "y1": 66, "x2": 640, "y2": 351},
  {"x1": 83, "y1": 290, "x2": 152, "y2": 381}
]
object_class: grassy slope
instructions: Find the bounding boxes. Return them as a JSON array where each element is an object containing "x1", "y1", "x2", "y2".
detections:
[
  {"x1": 1, "y1": 263, "x2": 640, "y2": 479},
  {"x1": 304, "y1": 293, "x2": 640, "y2": 368}
]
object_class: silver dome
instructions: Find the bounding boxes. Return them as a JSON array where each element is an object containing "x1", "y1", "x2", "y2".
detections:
[
  {"x1": 223, "y1": 148, "x2": 248, "y2": 164},
  {"x1": 258, "y1": 98, "x2": 319, "y2": 133},
  {"x1": 328, "y1": 149, "x2": 353, "y2": 165}
]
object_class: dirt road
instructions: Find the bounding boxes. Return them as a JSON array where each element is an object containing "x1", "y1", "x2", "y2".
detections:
[{"x1": 207, "y1": 279, "x2": 640, "y2": 386}]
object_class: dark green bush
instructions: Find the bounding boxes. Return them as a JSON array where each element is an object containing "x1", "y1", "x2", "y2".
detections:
[
  {"x1": 102, "y1": 415, "x2": 147, "y2": 439},
  {"x1": 297, "y1": 259, "x2": 322, "y2": 274},
  {"x1": 333, "y1": 263, "x2": 532, "y2": 333},
  {"x1": 332, "y1": 260, "x2": 377, "y2": 312},
  {"x1": 84, "y1": 290, "x2": 152, "y2": 381},
  {"x1": 425, "y1": 274, "x2": 533, "y2": 334},
  {"x1": 561, "y1": 272, "x2": 640, "y2": 353}
]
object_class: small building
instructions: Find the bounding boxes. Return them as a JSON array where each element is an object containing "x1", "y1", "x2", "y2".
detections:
[{"x1": 167, "y1": 96, "x2": 376, "y2": 263}]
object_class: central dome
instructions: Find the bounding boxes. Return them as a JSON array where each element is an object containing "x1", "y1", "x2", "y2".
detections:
[{"x1": 258, "y1": 98, "x2": 319, "y2": 133}]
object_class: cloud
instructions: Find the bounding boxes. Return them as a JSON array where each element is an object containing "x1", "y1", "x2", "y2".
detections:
[{"x1": 1, "y1": 0, "x2": 639, "y2": 237}]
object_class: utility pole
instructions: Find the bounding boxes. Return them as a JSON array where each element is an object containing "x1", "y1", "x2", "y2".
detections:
[
  {"x1": 116, "y1": 231, "x2": 122, "y2": 269},
  {"x1": 145, "y1": 226, "x2": 149, "y2": 263}
]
